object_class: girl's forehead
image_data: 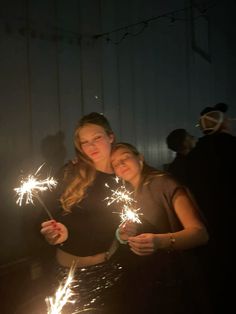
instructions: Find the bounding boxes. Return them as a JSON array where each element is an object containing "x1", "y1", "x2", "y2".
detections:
[
  {"x1": 112, "y1": 148, "x2": 131, "y2": 157},
  {"x1": 79, "y1": 124, "x2": 105, "y2": 136}
]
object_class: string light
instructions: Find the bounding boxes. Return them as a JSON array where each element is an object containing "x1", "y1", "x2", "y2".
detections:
[
  {"x1": 0, "y1": 0, "x2": 217, "y2": 46},
  {"x1": 93, "y1": 0, "x2": 217, "y2": 45}
]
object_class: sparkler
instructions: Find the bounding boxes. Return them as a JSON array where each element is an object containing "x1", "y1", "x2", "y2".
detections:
[
  {"x1": 14, "y1": 163, "x2": 57, "y2": 219},
  {"x1": 105, "y1": 177, "x2": 142, "y2": 224},
  {"x1": 120, "y1": 204, "x2": 142, "y2": 224},
  {"x1": 46, "y1": 261, "x2": 76, "y2": 314},
  {"x1": 45, "y1": 261, "x2": 99, "y2": 314}
]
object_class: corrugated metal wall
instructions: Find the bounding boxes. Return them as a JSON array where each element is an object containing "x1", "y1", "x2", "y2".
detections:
[
  {"x1": 0, "y1": 0, "x2": 235, "y2": 265},
  {"x1": 100, "y1": 0, "x2": 236, "y2": 167}
]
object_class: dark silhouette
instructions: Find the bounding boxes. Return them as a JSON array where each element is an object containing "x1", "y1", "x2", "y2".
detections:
[
  {"x1": 186, "y1": 103, "x2": 236, "y2": 312},
  {"x1": 166, "y1": 128, "x2": 197, "y2": 184}
]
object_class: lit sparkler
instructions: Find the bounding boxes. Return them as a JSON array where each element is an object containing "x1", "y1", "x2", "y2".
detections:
[
  {"x1": 104, "y1": 182, "x2": 134, "y2": 206},
  {"x1": 46, "y1": 262, "x2": 76, "y2": 314},
  {"x1": 105, "y1": 177, "x2": 142, "y2": 224},
  {"x1": 14, "y1": 163, "x2": 57, "y2": 219},
  {"x1": 120, "y1": 204, "x2": 142, "y2": 224}
]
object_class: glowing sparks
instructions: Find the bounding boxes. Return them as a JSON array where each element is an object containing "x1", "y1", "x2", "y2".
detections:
[
  {"x1": 120, "y1": 205, "x2": 142, "y2": 224},
  {"x1": 14, "y1": 163, "x2": 57, "y2": 219},
  {"x1": 105, "y1": 177, "x2": 142, "y2": 224},
  {"x1": 46, "y1": 262, "x2": 76, "y2": 314},
  {"x1": 104, "y1": 183, "x2": 134, "y2": 206},
  {"x1": 14, "y1": 175, "x2": 57, "y2": 206}
]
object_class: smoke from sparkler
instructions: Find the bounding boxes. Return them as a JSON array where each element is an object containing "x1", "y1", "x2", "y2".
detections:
[
  {"x1": 105, "y1": 177, "x2": 142, "y2": 224},
  {"x1": 14, "y1": 163, "x2": 57, "y2": 219}
]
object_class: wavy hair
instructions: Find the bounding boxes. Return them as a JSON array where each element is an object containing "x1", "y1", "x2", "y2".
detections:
[{"x1": 60, "y1": 112, "x2": 114, "y2": 212}]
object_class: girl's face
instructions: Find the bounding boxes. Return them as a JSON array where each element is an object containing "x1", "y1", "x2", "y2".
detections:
[
  {"x1": 111, "y1": 147, "x2": 142, "y2": 187},
  {"x1": 78, "y1": 123, "x2": 114, "y2": 164}
]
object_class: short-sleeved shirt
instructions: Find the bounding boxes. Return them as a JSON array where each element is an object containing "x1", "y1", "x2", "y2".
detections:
[{"x1": 136, "y1": 174, "x2": 184, "y2": 234}]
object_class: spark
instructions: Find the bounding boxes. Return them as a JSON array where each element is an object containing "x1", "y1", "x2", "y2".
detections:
[
  {"x1": 14, "y1": 163, "x2": 57, "y2": 219},
  {"x1": 104, "y1": 177, "x2": 134, "y2": 206},
  {"x1": 120, "y1": 205, "x2": 142, "y2": 224},
  {"x1": 46, "y1": 262, "x2": 76, "y2": 314},
  {"x1": 105, "y1": 177, "x2": 143, "y2": 224}
]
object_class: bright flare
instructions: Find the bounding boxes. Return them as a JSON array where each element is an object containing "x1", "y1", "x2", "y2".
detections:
[
  {"x1": 46, "y1": 262, "x2": 76, "y2": 314},
  {"x1": 14, "y1": 163, "x2": 57, "y2": 219},
  {"x1": 120, "y1": 204, "x2": 142, "y2": 224}
]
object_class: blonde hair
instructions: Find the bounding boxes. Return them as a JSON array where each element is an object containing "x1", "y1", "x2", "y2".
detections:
[
  {"x1": 111, "y1": 142, "x2": 165, "y2": 193},
  {"x1": 60, "y1": 112, "x2": 114, "y2": 213}
]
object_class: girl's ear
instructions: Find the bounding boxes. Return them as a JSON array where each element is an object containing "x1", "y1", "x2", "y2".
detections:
[
  {"x1": 109, "y1": 133, "x2": 115, "y2": 144},
  {"x1": 139, "y1": 155, "x2": 144, "y2": 167}
]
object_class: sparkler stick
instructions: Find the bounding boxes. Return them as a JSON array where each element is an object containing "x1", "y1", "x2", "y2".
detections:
[
  {"x1": 34, "y1": 194, "x2": 54, "y2": 220},
  {"x1": 105, "y1": 177, "x2": 143, "y2": 224},
  {"x1": 14, "y1": 163, "x2": 57, "y2": 220}
]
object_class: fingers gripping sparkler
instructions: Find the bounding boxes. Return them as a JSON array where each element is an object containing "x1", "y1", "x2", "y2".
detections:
[
  {"x1": 105, "y1": 177, "x2": 142, "y2": 224},
  {"x1": 14, "y1": 163, "x2": 57, "y2": 220}
]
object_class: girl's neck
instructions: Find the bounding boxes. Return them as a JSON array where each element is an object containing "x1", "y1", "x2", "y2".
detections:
[
  {"x1": 129, "y1": 176, "x2": 140, "y2": 190},
  {"x1": 95, "y1": 161, "x2": 113, "y2": 174}
]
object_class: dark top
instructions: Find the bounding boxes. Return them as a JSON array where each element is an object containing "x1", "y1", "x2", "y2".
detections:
[
  {"x1": 167, "y1": 154, "x2": 188, "y2": 185},
  {"x1": 186, "y1": 132, "x2": 236, "y2": 240},
  {"x1": 54, "y1": 170, "x2": 121, "y2": 256},
  {"x1": 184, "y1": 131, "x2": 236, "y2": 313}
]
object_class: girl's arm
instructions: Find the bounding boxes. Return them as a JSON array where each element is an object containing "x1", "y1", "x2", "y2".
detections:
[{"x1": 128, "y1": 188, "x2": 209, "y2": 256}]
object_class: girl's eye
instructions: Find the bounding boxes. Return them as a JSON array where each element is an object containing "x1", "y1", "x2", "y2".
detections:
[
  {"x1": 113, "y1": 162, "x2": 120, "y2": 169},
  {"x1": 123, "y1": 154, "x2": 131, "y2": 161},
  {"x1": 81, "y1": 141, "x2": 88, "y2": 146}
]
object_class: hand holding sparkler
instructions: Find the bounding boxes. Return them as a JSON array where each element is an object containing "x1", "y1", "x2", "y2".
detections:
[
  {"x1": 14, "y1": 163, "x2": 57, "y2": 220},
  {"x1": 128, "y1": 233, "x2": 161, "y2": 256},
  {"x1": 116, "y1": 220, "x2": 138, "y2": 243},
  {"x1": 41, "y1": 220, "x2": 68, "y2": 245}
]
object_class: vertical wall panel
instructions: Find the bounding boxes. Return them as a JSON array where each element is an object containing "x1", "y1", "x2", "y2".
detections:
[{"x1": 78, "y1": 0, "x2": 104, "y2": 114}]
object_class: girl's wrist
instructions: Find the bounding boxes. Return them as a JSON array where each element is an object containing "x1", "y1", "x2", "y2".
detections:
[{"x1": 115, "y1": 228, "x2": 128, "y2": 244}]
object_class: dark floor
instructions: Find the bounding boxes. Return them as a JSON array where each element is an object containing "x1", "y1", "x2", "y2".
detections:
[{"x1": 0, "y1": 257, "x2": 53, "y2": 314}]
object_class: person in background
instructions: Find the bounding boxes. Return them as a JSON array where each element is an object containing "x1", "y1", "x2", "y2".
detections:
[
  {"x1": 165, "y1": 128, "x2": 197, "y2": 184},
  {"x1": 40, "y1": 112, "x2": 123, "y2": 314},
  {"x1": 110, "y1": 142, "x2": 210, "y2": 314},
  {"x1": 186, "y1": 103, "x2": 236, "y2": 312}
]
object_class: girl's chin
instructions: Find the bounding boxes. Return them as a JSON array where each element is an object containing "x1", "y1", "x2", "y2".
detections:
[
  {"x1": 90, "y1": 153, "x2": 100, "y2": 160},
  {"x1": 120, "y1": 172, "x2": 131, "y2": 181}
]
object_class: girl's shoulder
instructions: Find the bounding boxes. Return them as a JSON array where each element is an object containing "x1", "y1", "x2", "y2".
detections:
[
  {"x1": 145, "y1": 172, "x2": 182, "y2": 196},
  {"x1": 147, "y1": 172, "x2": 174, "y2": 185}
]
